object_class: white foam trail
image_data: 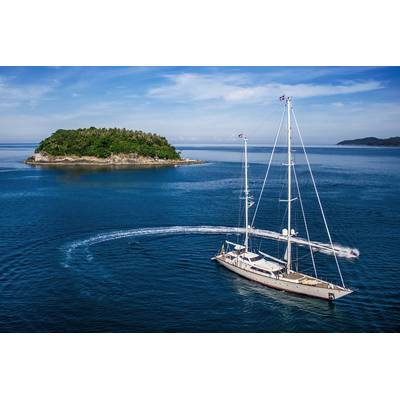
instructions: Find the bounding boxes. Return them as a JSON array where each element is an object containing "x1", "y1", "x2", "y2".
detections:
[
  {"x1": 317, "y1": 243, "x2": 360, "y2": 259},
  {"x1": 250, "y1": 228, "x2": 359, "y2": 259},
  {"x1": 63, "y1": 226, "x2": 243, "y2": 267},
  {"x1": 63, "y1": 225, "x2": 359, "y2": 267}
]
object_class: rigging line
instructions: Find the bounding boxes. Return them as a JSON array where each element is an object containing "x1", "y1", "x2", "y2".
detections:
[
  {"x1": 291, "y1": 108, "x2": 345, "y2": 288},
  {"x1": 237, "y1": 145, "x2": 245, "y2": 237},
  {"x1": 277, "y1": 167, "x2": 287, "y2": 257},
  {"x1": 278, "y1": 200, "x2": 288, "y2": 257},
  {"x1": 292, "y1": 163, "x2": 318, "y2": 278},
  {"x1": 251, "y1": 106, "x2": 286, "y2": 227}
]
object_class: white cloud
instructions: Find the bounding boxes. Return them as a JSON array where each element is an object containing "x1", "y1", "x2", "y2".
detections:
[
  {"x1": 148, "y1": 73, "x2": 384, "y2": 104},
  {"x1": 0, "y1": 76, "x2": 56, "y2": 108},
  {"x1": 0, "y1": 99, "x2": 398, "y2": 145}
]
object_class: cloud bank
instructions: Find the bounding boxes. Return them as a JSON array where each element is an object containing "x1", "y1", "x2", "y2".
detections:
[{"x1": 148, "y1": 73, "x2": 384, "y2": 103}]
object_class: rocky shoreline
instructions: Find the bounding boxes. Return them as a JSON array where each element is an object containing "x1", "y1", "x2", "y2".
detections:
[{"x1": 25, "y1": 152, "x2": 203, "y2": 167}]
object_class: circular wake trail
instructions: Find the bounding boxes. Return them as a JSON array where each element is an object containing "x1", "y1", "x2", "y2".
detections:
[
  {"x1": 63, "y1": 226, "x2": 244, "y2": 267},
  {"x1": 63, "y1": 225, "x2": 359, "y2": 267}
]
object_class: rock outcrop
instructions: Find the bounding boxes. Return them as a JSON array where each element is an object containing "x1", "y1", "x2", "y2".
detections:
[{"x1": 25, "y1": 152, "x2": 202, "y2": 166}]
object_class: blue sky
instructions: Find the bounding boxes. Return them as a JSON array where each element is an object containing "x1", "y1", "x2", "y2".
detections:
[{"x1": 0, "y1": 66, "x2": 399, "y2": 144}]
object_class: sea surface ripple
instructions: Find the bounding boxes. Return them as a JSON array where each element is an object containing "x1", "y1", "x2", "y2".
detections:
[{"x1": 0, "y1": 144, "x2": 399, "y2": 332}]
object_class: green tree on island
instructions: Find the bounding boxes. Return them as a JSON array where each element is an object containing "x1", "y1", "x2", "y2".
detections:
[{"x1": 36, "y1": 128, "x2": 181, "y2": 160}]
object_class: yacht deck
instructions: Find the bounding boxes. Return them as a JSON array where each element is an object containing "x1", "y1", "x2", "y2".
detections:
[
  {"x1": 220, "y1": 250, "x2": 344, "y2": 291},
  {"x1": 281, "y1": 272, "x2": 339, "y2": 289}
]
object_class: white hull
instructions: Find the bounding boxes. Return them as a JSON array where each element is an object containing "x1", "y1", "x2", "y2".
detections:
[{"x1": 215, "y1": 255, "x2": 352, "y2": 301}]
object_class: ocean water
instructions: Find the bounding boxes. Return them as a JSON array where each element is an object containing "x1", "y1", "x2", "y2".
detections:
[{"x1": 0, "y1": 143, "x2": 399, "y2": 332}]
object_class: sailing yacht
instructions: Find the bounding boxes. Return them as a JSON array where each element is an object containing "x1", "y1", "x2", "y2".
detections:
[{"x1": 213, "y1": 96, "x2": 358, "y2": 301}]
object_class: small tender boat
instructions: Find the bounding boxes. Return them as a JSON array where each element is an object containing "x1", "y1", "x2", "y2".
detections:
[{"x1": 213, "y1": 96, "x2": 358, "y2": 301}]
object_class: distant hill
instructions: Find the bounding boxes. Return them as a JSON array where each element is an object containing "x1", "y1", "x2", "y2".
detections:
[{"x1": 337, "y1": 136, "x2": 400, "y2": 147}]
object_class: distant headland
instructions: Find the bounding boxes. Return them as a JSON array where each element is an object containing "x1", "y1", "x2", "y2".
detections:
[
  {"x1": 337, "y1": 136, "x2": 400, "y2": 147},
  {"x1": 25, "y1": 128, "x2": 202, "y2": 166}
]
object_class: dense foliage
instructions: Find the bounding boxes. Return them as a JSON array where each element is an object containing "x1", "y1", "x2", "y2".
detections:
[{"x1": 36, "y1": 128, "x2": 181, "y2": 159}]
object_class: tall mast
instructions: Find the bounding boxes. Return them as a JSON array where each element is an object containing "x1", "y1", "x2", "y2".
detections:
[
  {"x1": 286, "y1": 97, "x2": 292, "y2": 272},
  {"x1": 243, "y1": 134, "x2": 249, "y2": 252}
]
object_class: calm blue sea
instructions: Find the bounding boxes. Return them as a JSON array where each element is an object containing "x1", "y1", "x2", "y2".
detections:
[{"x1": 0, "y1": 143, "x2": 399, "y2": 332}]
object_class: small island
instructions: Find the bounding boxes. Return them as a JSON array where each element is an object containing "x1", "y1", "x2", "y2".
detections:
[
  {"x1": 26, "y1": 127, "x2": 201, "y2": 166},
  {"x1": 337, "y1": 136, "x2": 400, "y2": 147}
]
